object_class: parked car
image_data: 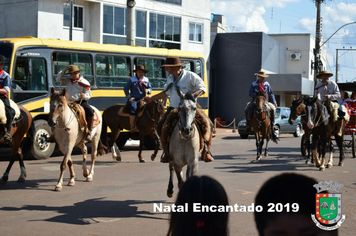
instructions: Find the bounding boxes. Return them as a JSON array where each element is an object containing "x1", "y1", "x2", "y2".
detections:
[{"x1": 237, "y1": 107, "x2": 303, "y2": 139}]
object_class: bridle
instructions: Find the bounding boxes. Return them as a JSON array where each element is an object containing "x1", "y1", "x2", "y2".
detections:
[{"x1": 254, "y1": 95, "x2": 268, "y2": 127}]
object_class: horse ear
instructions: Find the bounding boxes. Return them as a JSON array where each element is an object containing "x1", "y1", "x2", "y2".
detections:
[
  {"x1": 193, "y1": 90, "x2": 203, "y2": 100},
  {"x1": 51, "y1": 87, "x2": 55, "y2": 95},
  {"x1": 312, "y1": 96, "x2": 318, "y2": 103},
  {"x1": 61, "y1": 88, "x2": 67, "y2": 97}
]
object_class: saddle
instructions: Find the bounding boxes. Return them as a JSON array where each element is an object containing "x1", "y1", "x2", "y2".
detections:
[
  {"x1": 0, "y1": 99, "x2": 21, "y2": 125},
  {"x1": 117, "y1": 100, "x2": 146, "y2": 117},
  {"x1": 68, "y1": 101, "x2": 100, "y2": 132},
  {"x1": 161, "y1": 107, "x2": 212, "y2": 152}
]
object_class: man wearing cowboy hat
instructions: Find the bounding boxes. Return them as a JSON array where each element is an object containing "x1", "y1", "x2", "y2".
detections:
[
  {"x1": 245, "y1": 70, "x2": 278, "y2": 132},
  {"x1": 124, "y1": 65, "x2": 152, "y2": 132},
  {"x1": 315, "y1": 70, "x2": 344, "y2": 121},
  {"x1": 55, "y1": 64, "x2": 94, "y2": 141},
  {"x1": 0, "y1": 55, "x2": 16, "y2": 144},
  {"x1": 143, "y1": 56, "x2": 214, "y2": 163}
]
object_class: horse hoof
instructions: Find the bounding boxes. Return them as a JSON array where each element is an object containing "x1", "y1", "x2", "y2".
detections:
[
  {"x1": 86, "y1": 177, "x2": 93, "y2": 182},
  {"x1": 0, "y1": 178, "x2": 7, "y2": 185},
  {"x1": 264, "y1": 153, "x2": 268, "y2": 157},
  {"x1": 338, "y1": 162, "x2": 344, "y2": 166},
  {"x1": 256, "y1": 157, "x2": 261, "y2": 161},
  {"x1": 17, "y1": 177, "x2": 25, "y2": 182},
  {"x1": 167, "y1": 191, "x2": 174, "y2": 198},
  {"x1": 139, "y1": 159, "x2": 145, "y2": 163},
  {"x1": 319, "y1": 167, "x2": 325, "y2": 171},
  {"x1": 67, "y1": 181, "x2": 75, "y2": 186},
  {"x1": 151, "y1": 154, "x2": 156, "y2": 161},
  {"x1": 54, "y1": 186, "x2": 62, "y2": 191},
  {"x1": 116, "y1": 157, "x2": 122, "y2": 162},
  {"x1": 326, "y1": 164, "x2": 332, "y2": 168}
]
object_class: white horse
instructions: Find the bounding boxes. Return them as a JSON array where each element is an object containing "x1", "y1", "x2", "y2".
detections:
[
  {"x1": 48, "y1": 88, "x2": 106, "y2": 191},
  {"x1": 167, "y1": 89, "x2": 201, "y2": 198}
]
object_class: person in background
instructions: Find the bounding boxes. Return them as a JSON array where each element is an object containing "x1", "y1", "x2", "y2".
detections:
[
  {"x1": 167, "y1": 175, "x2": 229, "y2": 236},
  {"x1": 0, "y1": 55, "x2": 15, "y2": 144},
  {"x1": 124, "y1": 65, "x2": 152, "y2": 132},
  {"x1": 56, "y1": 65, "x2": 94, "y2": 141}
]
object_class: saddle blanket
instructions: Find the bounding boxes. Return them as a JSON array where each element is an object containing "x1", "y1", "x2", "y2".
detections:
[{"x1": 0, "y1": 99, "x2": 21, "y2": 124}]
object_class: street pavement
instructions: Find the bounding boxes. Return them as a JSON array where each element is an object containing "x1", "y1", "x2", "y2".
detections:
[{"x1": 0, "y1": 128, "x2": 355, "y2": 236}]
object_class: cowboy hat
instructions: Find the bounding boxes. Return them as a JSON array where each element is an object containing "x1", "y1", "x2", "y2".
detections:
[
  {"x1": 160, "y1": 56, "x2": 186, "y2": 68},
  {"x1": 64, "y1": 65, "x2": 84, "y2": 75},
  {"x1": 254, "y1": 70, "x2": 269, "y2": 78},
  {"x1": 316, "y1": 70, "x2": 333, "y2": 78},
  {"x1": 0, "y1": 55, "x2": 6, "y2": 63},
  {"x1": 133, "y1": 65, "x2": 149, "y2": 73}
]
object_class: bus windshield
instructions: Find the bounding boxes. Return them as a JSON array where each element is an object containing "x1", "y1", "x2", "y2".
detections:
[{"x1": 0, "y1": 45, "x2": 13, "y2": 72}]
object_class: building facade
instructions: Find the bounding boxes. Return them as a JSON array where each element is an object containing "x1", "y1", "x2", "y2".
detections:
[{"x1": 0, "y1": 0, "x2": 211, "y2": 59}]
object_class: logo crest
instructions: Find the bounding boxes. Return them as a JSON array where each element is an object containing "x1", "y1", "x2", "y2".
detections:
[{"x1": 311, "y1": 181, "x2": 346, "y2": 231}]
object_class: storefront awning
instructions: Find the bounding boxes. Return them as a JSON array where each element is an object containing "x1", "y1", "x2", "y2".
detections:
[{"x1": 267, "y1": 74, "x2": 314, "y2": 96}]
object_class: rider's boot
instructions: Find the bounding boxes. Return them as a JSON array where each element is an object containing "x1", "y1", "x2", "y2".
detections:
[
  {"x1": 86, "y1": 116, "x2": 94, "y2": 141},
  {"x1": 129, "y1": 115, "x2": 138, "y2": 132},
  {"x1": 202, "y1": 132, "x2": 214, "y2": 162},
  {"x1": 3, "y1": 131, "x2": 12, "y2": 144},
  {"x1": 270, "y1": 109, "x2": 277, "y2": 130},
  {"x1": 160, "y1": 140, "x2": 170, "y2": 163}
]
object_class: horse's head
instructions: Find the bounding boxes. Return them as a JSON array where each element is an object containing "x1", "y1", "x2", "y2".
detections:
[
  {"x1": 48, "y1": 88, "x2": 68, "y2": 127},
  {"x1": 254, "y1": 89, "x2": 267, "y2": 113},
  {"x1": 303, "y1": 96, "x2": 319, "y2": 129},
  {"x1": 177, "y1": 88, "x2": 200, "y2": 138},
  {"x1": 288, "y1": 98, "x2": 304, "y2": 124}
]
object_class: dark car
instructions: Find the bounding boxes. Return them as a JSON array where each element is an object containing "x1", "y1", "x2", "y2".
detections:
[{"x1": 237, "y1": 107, "x2": 303, "y2": 139}]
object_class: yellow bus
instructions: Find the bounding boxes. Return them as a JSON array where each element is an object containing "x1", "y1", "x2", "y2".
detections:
[{"x1": 0, "y1": 37, "x2": 209, "y2": 159}]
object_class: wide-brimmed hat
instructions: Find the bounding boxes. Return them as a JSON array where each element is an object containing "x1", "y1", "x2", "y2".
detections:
[
  {"x1": 160, "y1": 56, "x2": 186, "y2": 68},
  {"x1": 316, "y1": 70, "x2": 333, "y2": 78},
  {"x1": 133, "y1": 65, "x2": 149, "y2": 73},
  {"x1": 0, "y1": 55, "x2": 6, "y2": 63},
  {"x1": 64, "y1": 65, "x2": 84, "y2": 75},
  {"x1": 254, "y1": 70, "x2": 269, "y2": 78}
]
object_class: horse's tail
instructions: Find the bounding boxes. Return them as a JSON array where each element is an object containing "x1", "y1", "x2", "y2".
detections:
[
  {"x1": 96, "y1": 139, "x2": 107, "y2": 156},
  {"x1": 100, "y1": 113, "x2": 109, "y2": 151},
  {"x1": 270, "y1": 125, "x2": 279, "y2": 144},
  {"x1": 22, "y1": 116, "x2": 36, "y2": 158}
]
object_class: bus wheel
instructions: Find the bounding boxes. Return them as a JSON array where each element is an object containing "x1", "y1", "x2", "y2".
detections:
[{"x1": 32, "y1": 120, "x2": 55, "y2": 160}]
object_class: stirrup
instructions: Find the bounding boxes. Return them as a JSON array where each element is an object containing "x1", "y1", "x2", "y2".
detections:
[{"x1": 3, "y1": 133, "x2": 12, "y2": 143}]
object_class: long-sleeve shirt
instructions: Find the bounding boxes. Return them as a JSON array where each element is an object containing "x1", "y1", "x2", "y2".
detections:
[
  {"x1": 0, "y1": 69, "x2": 11, "y2": 97},
  {"x1": 249, "y1": 80, "x2": 277, "y2": 104},
  {"x1": 55, "y1": 70, "x2": 91, "y2": 101},
  {"x1": 124, "y1": 76, "x2": 152, "y2": 100},
  {"x1": 315, "y1": 80, "x2": 341, "y2": 101},
  {"x1": 164, "y1": 69, "x2": 206, "y2": 108}
]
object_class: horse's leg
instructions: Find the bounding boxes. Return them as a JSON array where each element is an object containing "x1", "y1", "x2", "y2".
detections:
[
  {"x1": 264, "y1": 139, "x2": 269, "y2": 157},
  {"x1": 138, "y1": 132, "x2": 145, "y2": 163},
  {"x1": 85, "y1": 138, "x2": 99, "y2": 182},
  {"x1": 167, "y1": 162, "x2": 174, "y2": 198},
  {"x1": 16, "y1": 148, "x2": 26, "y2": 182},
  {"x1": 55, "y1": 152, "x2": 71, "y2": 191},
  {"x1": 174, "y1": 164, "x2": 184, "y2": 190},
  {"x1": 334, "y1": 134, "x2": 345, "y2": 167},
  {"x1": 0, "y1": 152, "x2": 16, "y2": 185},
  {"x1": 255, "y1": 134, "x2": 261, "y2": 161},
  {"x1": 67, "y1": 157, "x2": 76, "y2": 186},
  {"x1": 150, "y1": 132, "x2": 160, "y2": 161},
  {"x1": 110, "y1": 126, "x2": 121, "y2": 161},
  {"x1": 312, "y1": 135, "x2": 321, "y2": 168},
  {"x1": 319, "y1": 136, "x2": 327, "y2": 171}
]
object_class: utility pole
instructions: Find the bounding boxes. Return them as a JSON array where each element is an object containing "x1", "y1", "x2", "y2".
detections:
[
  {"x1": 126, "y1": 0, "x2": 136, "y2": 46},
  {"x1": 69, "y1": 0, "x2": 73, "y2": 41},
  {"x1": 313, "y1": 0, "x2": 325, "y2": 82}
]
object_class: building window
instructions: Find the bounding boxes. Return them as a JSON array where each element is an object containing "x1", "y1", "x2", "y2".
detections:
[
  {"x1": 63, "y1": 4, "x2": 84, "y2": 29},
  {"x1": 103, "y1": 5, "x2": 125, "y2": 35},
  {"x1": 152, "y1": 0, "x2": 181, "y2": 5},
  {"x1": 149, "y1": 13, "x2": 181, "y2": 49},
  {"x1": 189, "y1": 23, "x2": 202, "y2": 42}
]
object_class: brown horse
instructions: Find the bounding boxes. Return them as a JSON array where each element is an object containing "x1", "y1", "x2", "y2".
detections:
[
  {"x1": 288, "y1": 98, "x2": 313, "y2": 164},
  {"x1": 0, "y1": 104, "x2": 34, "y2": 185},
  {"x1": 101, "y1": 100, "x2": 165, "y2": 163},
  {"x1": 252, "y1": 90, "x2": 278, "y2": 161}
]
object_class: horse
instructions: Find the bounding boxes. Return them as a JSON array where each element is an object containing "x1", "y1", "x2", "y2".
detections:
[
  {"x1": 288, "y1": 98, "x2": 313, "y2": 164},
  {"x1": 48, "y1": 88, "x2": 106, "y2": 191},
  {"x1": 0, "y1": 104, "x2": 34, "y2": 185},
  {"x1": 251, "y1": 90, "x2": 278, "y2": 161},
  {"x1": 167, "y1": 89, "x2": 201, "y2": 198},
  {"x1": 101, "y1": 100, "x2": 165, "y2": 163},
  {"x1": 304, "y1": 97, "x2": 345, "y2": 171}
]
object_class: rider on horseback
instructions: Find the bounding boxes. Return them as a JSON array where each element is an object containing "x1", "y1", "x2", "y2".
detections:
[
  {"x1": 55, "y1": 65, "x2": 94, "y2": 141},
  {"x1": 314, "y1": 70, "x2": 345, "y2": 122},
  {"x1": 143, "y1": 56, "x2": 214, "y2": 163},
  {"x1": 245, "y1": 70, "x2": 278, "y2": 132},
  {"x1": 124, "y1": 65, "x2": 152, "y2": 132},
  {"x1": 0, "y1": 55, "x2": 15, "y2": 144}
]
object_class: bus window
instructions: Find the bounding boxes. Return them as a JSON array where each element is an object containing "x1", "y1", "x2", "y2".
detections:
[
  {"x1": 195, "y1": 60, "x2": 202, "y2": 78},
  {"x1": 96, "y1": 54, "x2": 130, "y2": 88},
  {"x1": 12, "y1": 57, "x2": 48, "y2": 103},
  {"x1": 52, "y1": 52, "x2": 93, "y2": 86},
  {"x1": 182, "y1": 60, "x2": 203, "y2": 79},
  {"x1": 134, "y1": 57, "x2": 166, "y2": 89}
]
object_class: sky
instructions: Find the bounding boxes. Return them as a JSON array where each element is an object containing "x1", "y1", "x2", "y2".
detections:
[{"x1": 210, "y1": 0, "x2": 356, "y2": 83}]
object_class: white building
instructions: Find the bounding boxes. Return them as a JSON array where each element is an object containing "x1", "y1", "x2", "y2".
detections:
[{"x1": 0, "y1": 0, "x2": 211, "y2": 59}]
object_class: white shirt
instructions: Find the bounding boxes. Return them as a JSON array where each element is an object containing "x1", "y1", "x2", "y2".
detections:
[{"x1": 55, "y1": 70, "x2": 91, "y2": 101}]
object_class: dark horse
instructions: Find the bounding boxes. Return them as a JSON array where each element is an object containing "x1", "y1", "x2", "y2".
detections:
[
  {"x1": 288, "y1": 98, "x2": 314, "y2": 164},
  {"x1": 252, "y1": 90, "x2": 278, "y2": 161},
  {"x1": 101, "y1": 100, "x2": 165, "y2": 163},
  {"x1": 0, "y1": 104, "x2": 34, "y2": 185},
  {"x1": 304, "y1": 97, "x2": 345, "y2": 171}
]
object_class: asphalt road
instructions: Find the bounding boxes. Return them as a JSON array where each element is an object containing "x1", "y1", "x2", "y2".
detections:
[{"x1": 0, "y1": 129, "x2": 355, "y2": 236}]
